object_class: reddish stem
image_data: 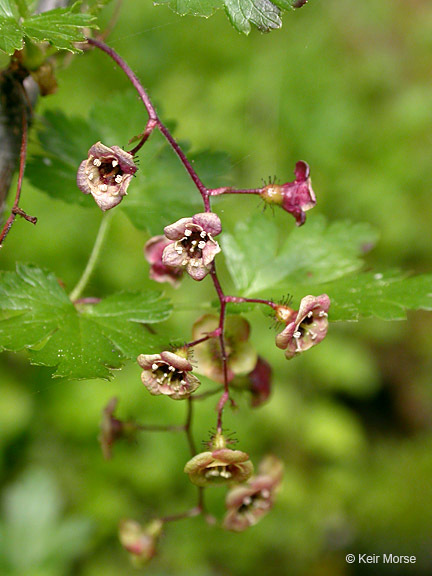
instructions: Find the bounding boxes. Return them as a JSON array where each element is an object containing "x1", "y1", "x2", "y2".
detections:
[
  {"x1": 0, "y1": 105, "x2": 36, "y2": 248},
  {"x1": 86, "y1": 37, "x2": 211, "y2": 209},
  {"x1": 208, "y1": 187, "x2": 263, "y2": 197},
  {"x1": 225, "y1": 295, "x2": 278, "y2": 310}
]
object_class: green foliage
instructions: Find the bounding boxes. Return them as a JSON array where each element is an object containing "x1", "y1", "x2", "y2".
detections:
[
  {"x1": 0, "y1": 264, "x2": 172, "y2": 379},
  {"x1": 158, "y1": 0, "x2": 301, "y2": 34},
  {"x1": 0, "y1": 1, "x2": 97, "y2": 55},
  {"x1": 0, "y1": 469, "x2": 92, "y2": 576},
  {"x1": 221, "y1": 213, "x2": 379, "y2": 294},
  {"x1": 26, "y1": 91, "x2": 231, "y2": 234},
  {"x1": 310, "y1": 271, "x2": 432, "y2": 322}
]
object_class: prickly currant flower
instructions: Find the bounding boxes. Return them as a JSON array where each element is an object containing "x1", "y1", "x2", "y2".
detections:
[
  {"x1": 119, "y1": 519, "x2": 163, "y2": 567},
  {"x1": 137, "y1": 350, "x2": 200, "y2": 400},
  {"x1": 192, "y1": 314, "x2": 257, "y2": 383},
  {"x1": 276, "y1": 294, "x2": 331, "y2": 359},
  {"x1": 184, "y1": 432, "x2": 253, "y2": 487},
  {"x1": 162, "y1": 212, "x2": 222, "y2": 281},
  {"x1": 99, "y1": 397, "x2": 137, "y2": 460},
  {"x1": 261, "y1": 161, "x2": 316, "y2": 226},
  {"x1": 223, "y1": 455, "x2": 283, "y2": 532},
  {"x1": 77, "y1": 142, "x2": 137, "y2": 211},
  {"x1": 144, "y1": 235, "x2": 184, "y2": 287}
]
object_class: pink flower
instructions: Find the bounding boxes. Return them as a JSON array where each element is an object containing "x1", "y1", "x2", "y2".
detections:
[
  {"x1": 276, "y1": 294, "x2": 330, "y2": 359},
  {"x1": 184, "y1": 432, "x2": 253, "y2": 487},
  {"x1": 119, "y1": 519, "x2": 163, "y2": 567},
  {"x1": 162, "y1": 212, "x2": 221, "y2": 281},
  {"x1": 261, "y1": 161, "x2": 316, "y2": 226},
  {"x1": 144, "y1": 235, "x2": 184, "y2": 287},
  {"x1": 137, "y1": 350, "x2": 200, "y2": 400},
  {"x1": 223, "y1": 455, "x2": 283, "y2": 532},
  {"x1": 77, "y1": 142, "x2": 137, "y2": 211}
]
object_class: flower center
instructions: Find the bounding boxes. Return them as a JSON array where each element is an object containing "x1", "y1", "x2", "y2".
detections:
[
  {"x1": 205, "y1": 465, "x2": 232, "y2": 480},
  {"x1": 88, "y1": 158, "x2": 124, "y2": 192},
  {"x1": 238, "y1": 489, "x2": 272, "y2": 515},
  {"x1": 174, "y1": 226, "x2": 209, "y2": 266},
  {"x1": 151, "y1": 362, "x2": 187, "y2": 391}
]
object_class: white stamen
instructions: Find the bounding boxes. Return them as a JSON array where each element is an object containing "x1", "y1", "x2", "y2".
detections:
[
  {"x1": 220, "y1": 469, "x2": 232, "y2": 479},
  {"x1": 115, "y1": 174, "x2": 122, "y2": 183},
  {"x1": 152, "y1": 363, "x2": 159, "y2": 370},
  {"x1": 88, "y1": 173, "x2": 94, "y2": 181},
  {"x1": 111, "y1": 190, "x2": 119, "y2": 196},
  {"x1": 169, "y1": 365, "x2": 175, "y2": 372},
  {"x1": 112, "y1": 160, "x2": 118, "y2": 167},
  {"x1": 261, "y1": 489, "x2": 270, "y2": 499},
  {"x1": 93, "y1": 158, "x2": 101, "y2": 167},
  {"x1": 200, "y1": 231, "x2": 206, "y2": 238},
  {"x1": 318, "y1": 311, "x2": 328, "y2": 317},
  {"x1": 99, "y1": 184, "x2": 108, "y2": 192},
  {"x1": 182, "y1": 260, "x2": 188, "y2": 265},
  {"x1": 311, "y1": 333, "x2": 317, "y2": 341},
  {"x1": 185, "y1": 229, "x2": 192, "y2": 236},
  {"x1": 191, "y1": 240, "x2": 197, "y2": 245},
  {"x1": 198, "y1": 241, "x2": 206, "y2": 249},
  {"x1": 293, "y1": 331, "x2": 301, "y2": 339},
  {"x1": 307, "y1": 311, "x2": 313, "y2": 318},
  {"x1": 180, "y1": 379, "x2": 186, "y2": 385},
  {"x1": 176, "y1": 248, "x2": 183, "y2": 255},
  {"x1": 192, "y1": 260, "x2": 200, "y2": 267},
  {"x1": 243, "y1": 496, "x2": 252, "y2": 506}
]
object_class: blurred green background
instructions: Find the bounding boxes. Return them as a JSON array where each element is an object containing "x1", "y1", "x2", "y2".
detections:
[{"x1": 1, "y1": 0, "x2": 432, "y2": 574}]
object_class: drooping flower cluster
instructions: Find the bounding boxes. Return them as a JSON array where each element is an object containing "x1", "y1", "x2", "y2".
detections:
[{"x1": 77, "y1": 142, "x2": 137, "y2": 210}]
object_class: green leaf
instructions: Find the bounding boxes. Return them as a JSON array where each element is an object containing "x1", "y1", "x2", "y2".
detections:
[
  {"x1": 302, "y1": 271, "x2": 432, "y2": 322},
  {"x1": 22, "y1": 2, "x2": 98, "y2": 53},
  {"x1": 0, "y1": 0, "x2": 16, "y2": 18},
  {"x1": 0, "y1": 264, "x2": 172, "y2": 379},
  {"x1": 0, "y1": 15, "x2": 23, "y2": 54},
  {"x1": 224, "y1": 0, "x2": 281, "y2": 34},
  {"x1": 157, "y1": 0, "x2": 304, "y2": 34},
  {"x1": 221, "y1": 214, "x2": 378, "y2": 295},
  {"x1": 157, "y1": 0, "x2": 223, "y2": 17}
]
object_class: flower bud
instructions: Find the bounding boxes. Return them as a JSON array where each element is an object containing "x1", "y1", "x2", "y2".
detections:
[
  {"x1": 99, "y1": 397, "x2": 137, "y2": 460},
  {"x1": 261, "y1": 161, "x2": 316, "y2": 226},
  {"x1": 77, "y1": 142, "x2": 137, "y2": 211},
  {"x1": 119, "y1": 518, "x2": 163, "y2": 567},
  {"x1": 144, "y1": 235, "x2": 184, "y2": 287}
]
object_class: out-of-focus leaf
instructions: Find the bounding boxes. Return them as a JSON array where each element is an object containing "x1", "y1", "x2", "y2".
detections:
[
  {"x1": 0, "y1": 264, "x2": 172, "y2": 379},
  {"x1": 222, "y1": 214, "x2": 378, "y2": 295},
  {"x1": 157, "y1": 0, "x2": 223, "y2": 17},
  {"x1": 22, "y1": 2, "x2": 98, "y2": 53},
  {"x1": 0, "y1": 16, "x2": 23, "y2": 54}
]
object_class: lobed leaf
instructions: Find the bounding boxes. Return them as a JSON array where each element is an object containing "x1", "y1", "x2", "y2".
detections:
[
  {"x1": 0, "y1": 15, "x2": 23, "y2": 54},
  {"x1": 300, "y1": 271, "x2": 432, "y2": 322},
  {"x1": 157, "y1": 0, "x2": 304, "y2": 35},
  {"x1": 222, "y1": 214, "x2": 378, "y2": 295},
  {"x1": 22, "y1": 2, "x2": 98, "y2": 53},
  {"x1": 0, "y1": 264, "x2": 172, "y2": 379}
]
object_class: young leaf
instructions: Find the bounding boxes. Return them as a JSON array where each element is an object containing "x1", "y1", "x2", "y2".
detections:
[
  {"x1": 0, "y1": 264, "x2": 172, "y2": 379},
  {"x1": 222, "y1": 214, "x2": 378, "y2": 295},
  {"x1": 22, "y1": 2, "x2": 98, "y2": 53},
  {"x1": 0, "y1": 16, "x2": 23, "y2": 54},
  {"x1": 299, "y1": 271, "x2": 432, "y2": 322}
]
